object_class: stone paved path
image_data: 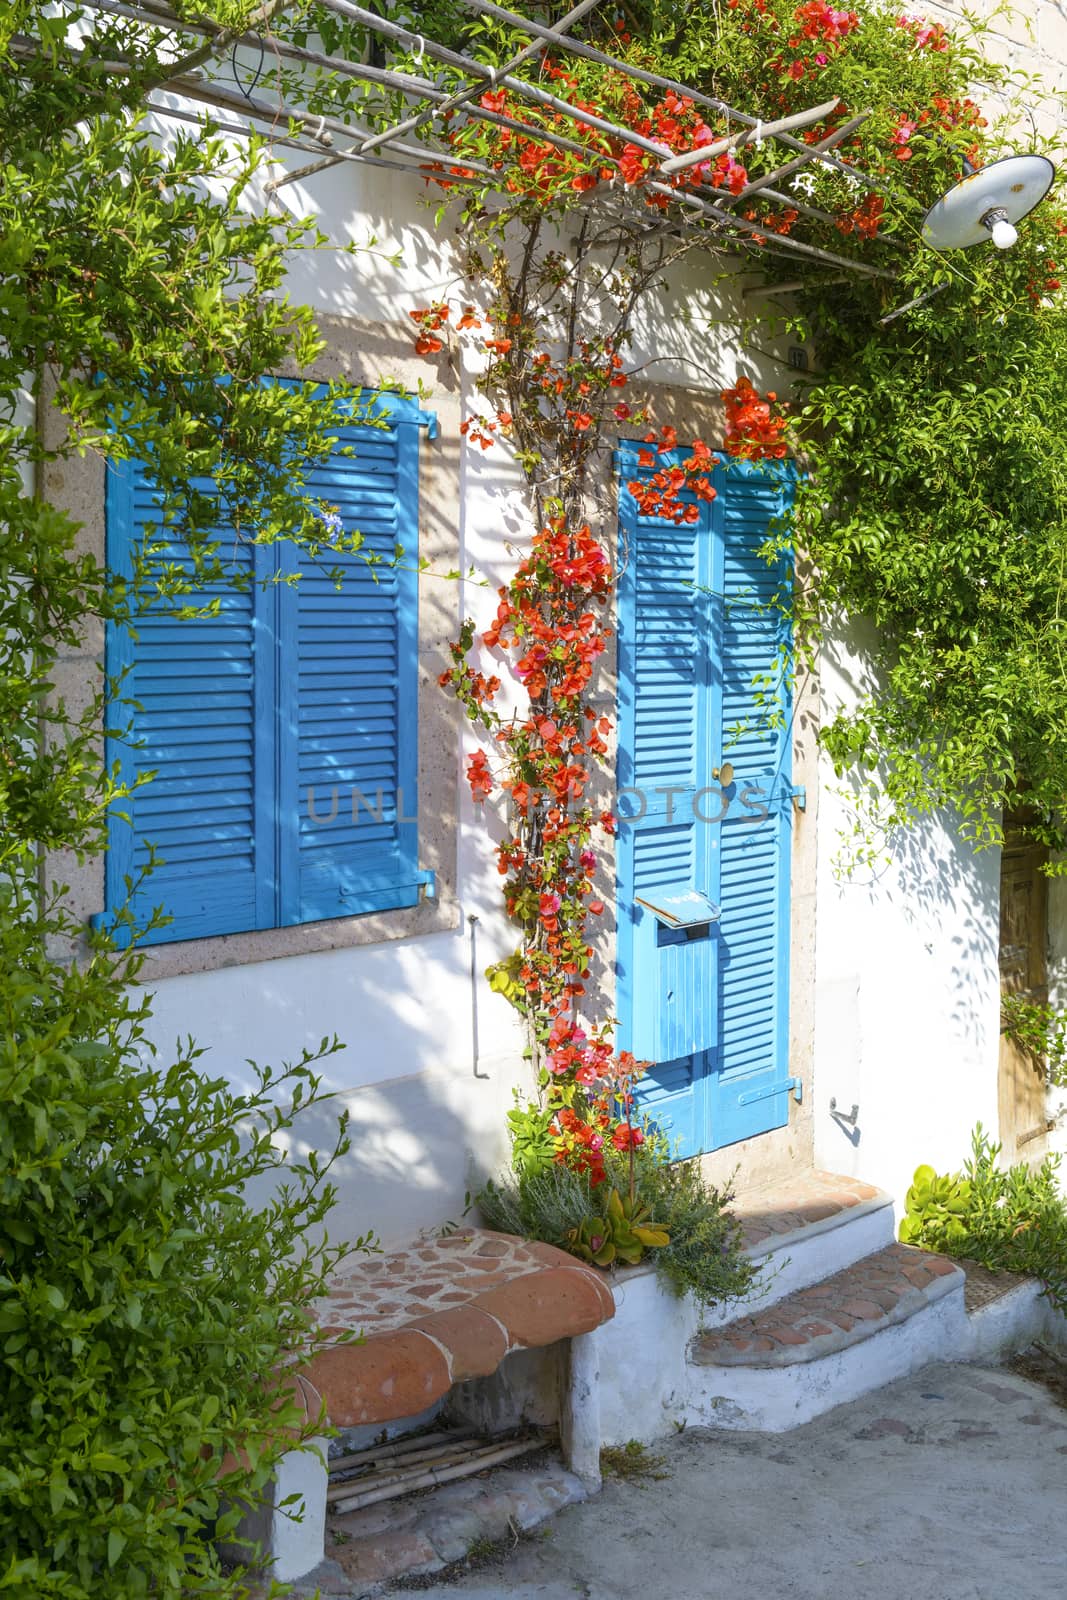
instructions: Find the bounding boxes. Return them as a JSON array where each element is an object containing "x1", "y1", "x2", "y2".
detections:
[{"x1": 378, "y1": 1358, "x2": 1067, "y2": 1600}]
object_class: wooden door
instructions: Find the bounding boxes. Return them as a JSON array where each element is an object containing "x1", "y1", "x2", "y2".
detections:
[{"x1": 998, "y1": 816, "x2": 1051, "y2": 1163}]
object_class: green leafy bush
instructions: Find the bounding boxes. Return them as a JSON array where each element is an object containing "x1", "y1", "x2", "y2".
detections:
[
  {"x1": 477, "y1": 1150, "x2": 753, "y2": 1309},
  {"x1": 0, "y1": 12, "x2": 382, "y2": 1592},
  {"x1": 900, "y1": 1127, "x2": 1067, "y2": 1312},
  {"x1": 0, "y1": 905, "x2": 363, "y2": 1597}
]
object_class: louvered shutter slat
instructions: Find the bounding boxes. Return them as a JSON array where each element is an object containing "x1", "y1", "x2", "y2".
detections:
[
  {"x1": 103, "y1": 464, "x2": 275, "y2": 944},
  {"x1": 709, "y1": 462, "x2": 795, "y2": 1147},
  {"x1": 279, "y1": 405, "x2": 422, "y2": 924}
]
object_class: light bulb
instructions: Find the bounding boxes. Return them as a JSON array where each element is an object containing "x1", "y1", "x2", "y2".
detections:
[{"x1": 990, "y1": 216, "x2": 1018, "y2": 250}]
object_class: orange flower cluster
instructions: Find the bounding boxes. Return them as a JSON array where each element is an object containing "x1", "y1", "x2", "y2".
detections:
[
  {"x1": 427, "y1": 71, "x2": 752, "y2": 209},
  {"x1": 408, "y1": 302, "x2": 450, "y2": 355},
  {"x1": 722, "y1": 377, "x2": 790, "y2": 460},
  {"x1": 836, "y1": 193, "x2": 885, "y2": 239},
  {"x1": 548, "y1": 1049, "x2": 647, "y2": 1185},
  {"x1": 628, "y1": 428, "x2": 719, "y2": 524},
  {"x1": 742, "y1": 203, "x2": 801, "y2": 241},
  {"x1": 440, "y1": 512, "x2": 615, "y2": 1020}
]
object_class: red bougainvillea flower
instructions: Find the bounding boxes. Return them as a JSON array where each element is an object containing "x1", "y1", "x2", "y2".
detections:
[
  {"x1": 618, "y1": 144, "x2": 650, "y2": 184},
  {"x1": 611, "y1": 1123, "x2": 645, "y2": 1151},
  {"x1": 466, "y1": 749, "x2": 493, "y2": 801},
  {"x1": 893, "y1": 118, "x2": 918, "y2": 160},
  {"x1": 896, "y1": 14, "x2": 949, "y2": 50},
  {"x1": 836, "y1": 193, "x2": 885, "y2": 240},
  {"x1": 794, "y1": 1, "x2": 859, "y2": 41},
  {"x1": 721, "y1": 377, "x2": 789, "y2": 460}
]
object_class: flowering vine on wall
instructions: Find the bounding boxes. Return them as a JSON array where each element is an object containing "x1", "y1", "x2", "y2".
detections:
[
  {"x1": 418, "y1": 53, "x2": 793, "y2": 1168},
  {"x1": 402, "y1": 0, "x2": 1067, "y2": 1177}
]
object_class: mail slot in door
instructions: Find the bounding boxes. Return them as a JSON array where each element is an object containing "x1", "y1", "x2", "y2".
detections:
[{"x1": 630, "y1": 883, "x2": 720, "y2": 1062}]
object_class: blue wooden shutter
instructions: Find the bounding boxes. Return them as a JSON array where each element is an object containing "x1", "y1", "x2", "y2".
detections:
[
  {"x1": 616, "y1": 449, "x2": 796, "y2": 1156},
  {"x1": 103, "y1": 390, "x2": 429, "y2": 945},
  {"x1": 616, "y1": 445, "x2": 722, "y2": 1158},
  {"x1": 278, "y1": 395, "x2": 425, "y2": 923},
  {"x1": 709, "y1": 460, "x2": 797, "y2": 1147},
  {"x1": 103, "y1": 463, "x2": 276, "y2": 945}
]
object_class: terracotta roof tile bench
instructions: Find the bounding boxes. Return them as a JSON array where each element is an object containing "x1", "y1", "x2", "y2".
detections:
[
  {"x1": 250, "y1": 1230, "x2": 615, "y2": 1585},
  {"x1": 305, "y1": 1229, "x2": 615, "y2": 1430}
]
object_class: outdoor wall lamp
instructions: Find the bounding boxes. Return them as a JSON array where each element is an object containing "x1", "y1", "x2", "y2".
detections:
[{"x1": 922, "y1": 153, "x2": 1056, "y2": 251}]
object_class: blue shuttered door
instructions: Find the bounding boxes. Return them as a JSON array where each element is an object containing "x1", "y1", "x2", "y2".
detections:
[
  {"x1": 104, "y1": 393, "x2": 425, "y2": 945},
  {"x1": 712, "y1": 463, "x2": 796, "y2": 1146},
  {"x1": 616, "y1": 459, "x2": 721, "y2": 1157},
  {"x1": 616, "y1": 449, "x2": 795, "y2": 1156}
]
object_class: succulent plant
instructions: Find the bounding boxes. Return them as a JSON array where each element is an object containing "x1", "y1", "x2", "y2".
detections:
[
  {"x1": 563, "y1": 1187, "x2": 669, "y2": 1267},
  {"x1": 900, "y1": 1163, "x2": 973, "y2": 1247}
]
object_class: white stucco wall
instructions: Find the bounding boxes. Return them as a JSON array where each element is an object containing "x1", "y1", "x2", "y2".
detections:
[
  {"x1": 125, "y1": 102, "x2": 780, "y2": 1246},
  {"x1": 812, "y1": 624, "x2": 1003, "y2": 1206},
  {"x1": 118, "y1": 0, "x2": 1067, "y2": 1244}
]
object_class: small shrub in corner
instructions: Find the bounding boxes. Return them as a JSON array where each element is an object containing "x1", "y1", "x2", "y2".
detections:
[{"x1": 900, "y1": 1126, "x2": 1067, "y2": 1312}]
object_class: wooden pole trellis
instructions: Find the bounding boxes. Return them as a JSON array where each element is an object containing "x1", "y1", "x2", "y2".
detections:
[{"x1": 72, "y1": 0, "x2": 900, "y2": 280}]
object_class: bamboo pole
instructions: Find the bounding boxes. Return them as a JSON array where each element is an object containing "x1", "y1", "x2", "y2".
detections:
[
  {"x1": 78, "y1": 0, "x2": 893, "y2": 265},
  {"x1": 153, "y1": 0, "x2": 292, "y2": 86},
  {"x1": 327, "y1": 1428, "x2": 478, "y2": 1476},
  {"x1": 327, "y1": 1437, "x2": 492, "y2": 1499},
  {"x1": 877, "y1": 280, "x2": 950, "y2": 324},
  {"x1": 327, "y1": 1429, "x2": 482, "y2": 1486},
  {"x1": 743, "y1": 275, "x2": 849, "y2": 299},
  {"x1": 735, "y1": 112, "x2": 872, "y2": 203},
  {"x1": 146, "y1": 99, "x2": 490, "y2": 181},
  {"x1": 271, "y1": 0, "x2": 607, "y2": 192},
  {"x1": 660, "y1": 98, "x2": 841, "y2": 173},
  {"x1": 165, "y1": 74, "x2": 336, "y2": 145},
  {"x1": 645, "y1": 179, "x2": 897, "y2": 278},
  {"x1": 315, "y1": 0, "x2": 678, "y2": 168},
  {"x1": 330, "y1": 1434, "x2": 552, "y2": 1516},
  {"x1": 453, "y1": 0, "x2": 891, "y2": 193},
  {"x1": 80, "y1": 0, "x2": 889, "y2": 195},
  {"x1": 348, "y1": 0, "x2": 605, "y2": 161}
]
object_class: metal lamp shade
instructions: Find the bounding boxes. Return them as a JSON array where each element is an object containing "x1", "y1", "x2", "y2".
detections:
[{"x1": 921, "y1": 154, "x2": 1056, "y2": 250}]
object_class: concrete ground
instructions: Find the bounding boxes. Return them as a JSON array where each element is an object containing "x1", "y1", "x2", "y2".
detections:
[{"x1": 386, "y1": 1358, "x2": 1067, "y2": 1600}]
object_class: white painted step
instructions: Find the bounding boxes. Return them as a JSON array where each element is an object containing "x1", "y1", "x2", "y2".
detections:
[
  {"x1": 700, "y1": 1175, "x2": 897, "y2": 1332},
  {"x1": 686, "y1": 1249, "x2": 1054, "y2": 1434}
]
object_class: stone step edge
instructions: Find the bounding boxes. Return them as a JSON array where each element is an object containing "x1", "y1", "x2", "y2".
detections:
[
  {"x1": 689, "y1": 1248, "x2": 964, "y2": 1370},
  {"x1": 741, "y1": 1186, "x2": 895, "y2": 1264},
  {"x1": 612, "y1": 1182, "x2": 896, "y2": 1294}
]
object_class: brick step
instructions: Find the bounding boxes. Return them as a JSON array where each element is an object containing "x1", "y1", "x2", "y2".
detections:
[
  {"x1": 697, "y1": 1169, "x2": 897, "y2": 1332},
  {"x1": 731, "y1": 1168, "x2": 889, "y2": 1254},
  {"x1": 691, "y1": 1242, "x2": 962, "y2": 1369},
  {"x1": 683, "y1": 1243, "x2": 968, "y2": 1434}
]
